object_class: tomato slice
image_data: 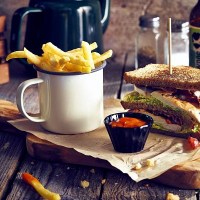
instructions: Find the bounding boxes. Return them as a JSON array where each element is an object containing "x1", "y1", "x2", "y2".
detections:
[
  {"x1": 165, "y1": 119, "x2": 172, "y2": 124},
  {"x1": 188, "y1": 136, "x2": 199, "y2": 149}
]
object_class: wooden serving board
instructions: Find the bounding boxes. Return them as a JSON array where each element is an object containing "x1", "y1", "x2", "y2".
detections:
[
  {"x1": 1, "y1": 99, "x2": 200, "y2": 189},
  {"x1": 26, "y1": 134, "x2": 200, "y2": 189}
]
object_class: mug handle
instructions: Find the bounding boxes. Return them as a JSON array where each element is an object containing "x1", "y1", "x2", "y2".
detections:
[
  {"x1": 16, "y1": 78, "x2": 45, "y2": 122},
  {"x1": 10, "y1": 7, "x2": 42, "y2": 52}
]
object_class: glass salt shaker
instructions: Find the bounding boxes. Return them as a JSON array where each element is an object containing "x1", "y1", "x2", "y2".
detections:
[
  {"x1": 164, "y1": 20, "x2": 189, "y2": 66},
  {"x1": 135, "y1": 14, "x2": 163, "y2": 69}
]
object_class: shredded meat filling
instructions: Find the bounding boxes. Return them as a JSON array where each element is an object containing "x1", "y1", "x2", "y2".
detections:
[
  {"x1": 145, "y1": 86, "x2": 200, "y2": 106},
  {"x1": 172, "y1": 89, "x2": 200, "y2": 106}
]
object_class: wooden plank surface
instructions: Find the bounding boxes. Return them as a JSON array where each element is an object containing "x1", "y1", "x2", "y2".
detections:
[
  {"x1": 0, "y1": 129, "x2": 26, "y2": 199},
  {"x1": 7, "y1": 155, "x2": 105, "y2": 200},
  {"x1": 25, "y1": 133, "x2": 200, "y2": 190},
  {"x1": 155, "y1": 161, "x2": 200, "y2": 189},
  {"x1": 6, "y1": 153, "x2": 196, "y2": 200},
  {"x1": 26, "y1": 134, "x2": 114, "y2": 170},
  {"x1": 0, "y1": 63, "x2": 9, "y2": 84},
  {"x1": 101, "y1": 172, "x2": 196, "y2": 200},
  {"x1": 1, "y1": 143, "x2": 197, "y2": 200},
  {"x1": 2, "y1": 98, "x2": 200, "y2": 190}
]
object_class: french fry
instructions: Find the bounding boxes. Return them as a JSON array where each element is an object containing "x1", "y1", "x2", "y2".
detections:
[
  {"x1": 38, "y1": 60, "x2": 52, "y2": 71},
  {"x1": 94, "y1": 50, "x2": 113, "y2": 65},
  {"x1": 92, "y1": 52, "x2": 101, "y2": 60},
  {"x1": 24, "y1": 48, "x2": 41, "y2": 66},
  {"x1": 92, "y1": 52, "x2": 103, "y2": 67},
  {"x1": 90, "y1": 42, "x2": 98, "y2": 51},
  {"x1": 22, "y1": 173, "x2": 61, "y2": 200},
  {"x1": 42, "y1": 52, "x2": 66, "y2": 71},
  {"x1": 6, "y1": 51, "x2": 26, "y2": 61},
  {"x1": 67, "y1": 54, "x2": 90, "y2": 68},
  {"x1": 6, "y1": 41, "x2": 113, "y2": 73},
  {"x1": 67, "y1": 42, "x2": 98, "y2": 55},
  {"x1": 59, "y1": 57, "x2": 70, "y2": 66},
  {"x1": 49, "y1": 54, "x2": 59, "y2": 67},
  {"x1": 42, "y1": 42, "x2": 65, "y2": 57},
  {"x1": 62, "y1": 62, "x2": 91, "y2": 73},
  {"x1": 81, "y1": 41, "x2": 94, "y2": 69}
]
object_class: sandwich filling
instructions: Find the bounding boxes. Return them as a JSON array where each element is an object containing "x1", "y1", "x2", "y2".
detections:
[{"x1": 121, "y1": 86, "x2": 200, "y2": 134}]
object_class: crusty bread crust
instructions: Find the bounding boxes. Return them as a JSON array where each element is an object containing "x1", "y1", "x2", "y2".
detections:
[{"x1": 124, "y1": 64, "x2": 200, "y2": 90}]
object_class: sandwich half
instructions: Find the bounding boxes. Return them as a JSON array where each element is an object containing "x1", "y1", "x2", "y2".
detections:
[{"x1": 121, "y1": 64, "x2": 200, "y2": 138}]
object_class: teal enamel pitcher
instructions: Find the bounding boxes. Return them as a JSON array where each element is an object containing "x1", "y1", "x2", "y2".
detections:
[{"x1": 10, "y1": 0, "x2": 110, "y2": 56}]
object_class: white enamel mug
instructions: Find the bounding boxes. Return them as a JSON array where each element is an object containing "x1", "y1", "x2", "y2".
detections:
[{"x1": 16, "y1": 62, "x2": 106, "y2": 134}]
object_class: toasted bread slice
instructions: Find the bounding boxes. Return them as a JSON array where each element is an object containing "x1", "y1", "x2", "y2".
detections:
[{"x1": 124, "y1": 64, "x2": 200, "y2": 91}]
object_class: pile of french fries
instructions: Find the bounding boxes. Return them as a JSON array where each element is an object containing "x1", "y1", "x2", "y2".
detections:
[{"x1": 6, "y1": 41, "x2": 113, "y2": 73}]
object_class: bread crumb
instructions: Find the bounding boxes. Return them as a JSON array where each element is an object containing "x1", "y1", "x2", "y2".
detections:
[
  {"x1": 166, "y1": 192, "x2": 180, "y2": 200},
  {"x1": 2, "y1": 142, "x2": 10, "y2": 150},
  {"x1": 132, "y1": 162, "x2": 142, "y2": 170},
  {"x1": 101, "y1": 179, "x2": 106, "y2": 184},
  {"x1": 146, "y1": 159, "x2": 155, "y2": 167},
  {"x1": 80, "y1": 180, "x2": 90, "y2": 188},
  {"x1": 90, "y1": 169, "x2": 95, "y2": 173}
]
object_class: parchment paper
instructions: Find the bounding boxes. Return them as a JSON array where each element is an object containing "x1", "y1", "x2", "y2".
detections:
[{"x1": 9, "y1": 99, "x2": 200, "y2": 182}]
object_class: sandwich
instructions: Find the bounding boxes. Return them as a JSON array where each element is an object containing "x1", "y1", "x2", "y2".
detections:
[{"x1": 121, "y1": 64, "x2": 200, "y2": 138}]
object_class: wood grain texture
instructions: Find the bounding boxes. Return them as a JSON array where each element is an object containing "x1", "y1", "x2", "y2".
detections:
[
  {"x1": 2, "y1": 95, "x2": 200, "y2": 190},
  {"x1": 155, "y1": 160, "x2": 200, "y2": 189},
  {"x1": 0, "y1": 99, "x2": 26, "y2": 198},
  {"x1": 0, "y1": 130, "x2": 26, "y2": 199},
  {"x1": 101, "y1": 171, "x2": 196, "y2": 200},
  {"x1": 7, "y1": 155, "x2": 105, "y2": 200},
  {"x1": 26, "y1": 134, "x2": 114, "y2": 170},
  {"x1": 3, "y1": 137, "x2": 198, "y2": 200},
  {"x1": 0, "y1": 64, "x2": 9, "y2": 84},
  {"x1": 25, "y1": 125, "x2": 200, "y2": 189}
]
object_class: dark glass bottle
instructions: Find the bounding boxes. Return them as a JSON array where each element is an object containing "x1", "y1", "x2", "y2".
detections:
[{"x1": 189, "y1": 0, "x2": 200, "y2": 68}]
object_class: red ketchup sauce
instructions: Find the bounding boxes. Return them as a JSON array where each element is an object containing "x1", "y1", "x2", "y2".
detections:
[{"x1": 110, "y1": 117, "x2": 146, "y2": 128}]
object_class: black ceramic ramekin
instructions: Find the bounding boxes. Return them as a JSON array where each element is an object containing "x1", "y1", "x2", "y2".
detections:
[{"x1": 104, "y1": 112, "x2": 153, "y2": 153}]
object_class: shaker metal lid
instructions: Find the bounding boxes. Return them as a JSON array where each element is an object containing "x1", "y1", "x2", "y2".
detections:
[
  {"x1": 139, "y1": 14, "x2": 160, "y2": 28},
  {"x1": 168, "y1": 19, "x2": 189, "y2": 32}
]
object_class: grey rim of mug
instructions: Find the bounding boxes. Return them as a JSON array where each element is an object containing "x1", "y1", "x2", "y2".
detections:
[{"x1": 33, "y1": 61, "x2": 106, "y2": 76}]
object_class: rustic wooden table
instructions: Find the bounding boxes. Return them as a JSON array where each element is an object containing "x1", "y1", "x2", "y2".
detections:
[{"x1": 0, "y1": 57, "x2": 199, "y2": 200}]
